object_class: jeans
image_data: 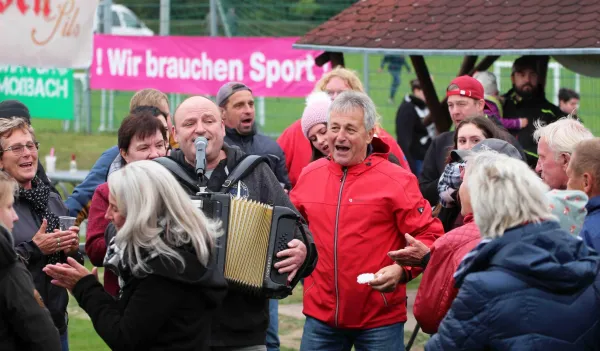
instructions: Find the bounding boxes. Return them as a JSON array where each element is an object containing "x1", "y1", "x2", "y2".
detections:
[
  {"x1": 389, "y1": 70, "x2": 401, "y2": 100},
  {"x1": 300, "y1": 316, "x2": 405, "y2": 351},
  {"x1": 60, "y1": 330, "x2": 69, "y2": 351},
  {"x1": 266, "y1": 299, "x2": 279, "y2": 351},
  {"x1": 413, "y1": 160, "x2": 424, "y2": 177}
]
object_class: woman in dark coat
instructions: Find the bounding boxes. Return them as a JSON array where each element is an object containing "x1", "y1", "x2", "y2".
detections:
[
  {"x1": 0, "y1": 117, "x2": 81, "y2": 350},
  {"x1": 0, "y1": 171, "x2": 60, "y2": 351},
  {"x1": 44, "y1": 161, "x2": 227, "y2": 351}
]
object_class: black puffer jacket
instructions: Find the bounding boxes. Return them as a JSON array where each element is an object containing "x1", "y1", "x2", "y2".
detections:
[{"x1": 0, "y1": 226, "x2": 61, "y2": 351}]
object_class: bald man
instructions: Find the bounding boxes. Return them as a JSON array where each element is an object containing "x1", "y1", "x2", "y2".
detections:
[{"x1": 161, "y1": 96, "x2": 317, "y2": 350}]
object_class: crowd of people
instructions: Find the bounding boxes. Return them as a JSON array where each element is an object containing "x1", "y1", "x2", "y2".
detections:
[{"x1": 0, "y1": 54, "x2": 599, "y2": 351}]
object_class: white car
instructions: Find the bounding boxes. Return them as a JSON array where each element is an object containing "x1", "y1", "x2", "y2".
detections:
[{"x1": 94, "y1": 4, "x2": 154, "y2": 36}]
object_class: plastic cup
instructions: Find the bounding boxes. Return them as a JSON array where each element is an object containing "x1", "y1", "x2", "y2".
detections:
[{"x1": 59, "y1": 216, "x2": 76, "y2": 231}]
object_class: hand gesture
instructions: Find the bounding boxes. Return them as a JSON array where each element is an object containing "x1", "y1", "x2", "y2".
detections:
[
  {"x1": 32, "y1": 219, "x2": 78, "y2": 255},
  {"x1": 59, "y1": 226, "x2": 80, "y2": 255},
  {"x1": 43, "y1": 257, "x2": 97, "y2": 292},
  {"x1": 369, "y1": 264, "x2": 404, "y2": 293},
  {"x1": 274, "y1": 239, "x2": 307, "y2": 282},
  {"x1": 387, "y1": 233, "x2": 430, "y2": 267}
]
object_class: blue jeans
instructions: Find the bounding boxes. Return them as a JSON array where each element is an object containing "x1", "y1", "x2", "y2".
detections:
[
  {"x1": 300, "y1": 316, "x2": 405, "y2": 351},
  {"x1": 413, "y1": 159, "x2": 424, "y2": 177},
  {"x1": 266, "y1": 299, "x2": 279, "y2": 351},
  {"x1": 389, "y1": 70, "x2": 401, "y2": 100},
  {"x1": 60, "y1": 330, "x2": 69, "y2": 351}
]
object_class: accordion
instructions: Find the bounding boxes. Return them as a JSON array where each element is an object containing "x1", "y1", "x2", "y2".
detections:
[{"x1": 191, "y1": 192, "x2": 303, "y2": 299}]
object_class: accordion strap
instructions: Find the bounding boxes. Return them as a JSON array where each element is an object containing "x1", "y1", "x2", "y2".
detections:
[
  {"x1": 221, "y1": 155, "x2": 267, "y2": 192},
  {"x1": 154, "y1": 157, "x2": 200, "y2": 193}
]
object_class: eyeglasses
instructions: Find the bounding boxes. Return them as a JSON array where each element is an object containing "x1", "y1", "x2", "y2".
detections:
[{"x1": 2, "y1": 142, "x2": 39, "y2": 155}]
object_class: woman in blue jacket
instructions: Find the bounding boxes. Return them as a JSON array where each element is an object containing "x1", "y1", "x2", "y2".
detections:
[{"x1": 426, "y1": 150, "x2": 600, "y2": 351}]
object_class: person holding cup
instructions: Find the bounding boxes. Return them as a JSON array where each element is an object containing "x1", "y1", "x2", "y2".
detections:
[{"x1": 0, "y1": 117, "x2": 82, "y2": 351}]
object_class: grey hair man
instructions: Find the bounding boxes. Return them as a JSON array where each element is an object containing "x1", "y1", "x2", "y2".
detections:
[
  {"x1": 291, "y1": 91, "x2": 444, "y2": 349},
  {"x1": 534, "y1": 116, "x2": 594, "y2": 190}
]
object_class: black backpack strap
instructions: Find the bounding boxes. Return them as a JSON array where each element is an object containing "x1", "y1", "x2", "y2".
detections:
[
  {"x1": 221, "y1": 155, "x2": 267, "y2": 192},
  {"x1": 154, "y1": 157, "x2": 200, "y2": 193}
]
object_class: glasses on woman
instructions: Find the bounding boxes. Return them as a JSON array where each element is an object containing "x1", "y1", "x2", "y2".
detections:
[{"x1": 2, "y1": 142, "x2": 40, "y2": 155}]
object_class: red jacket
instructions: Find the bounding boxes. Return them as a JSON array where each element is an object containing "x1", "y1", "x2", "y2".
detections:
[
  {"x1": 413, "y1": 213, "x2": 480, "y2": 334},
  {"x1": 375, "y1": 127, "x2": 410, "y2": 170},
  {"x1": 290, "y1": 138, "x2": 444, "y2": 329},
  {"x1": 278, "y1": 120, "x2": 410, "y2": 188},
  {"x1": 85, "y1": 182, "x2": 119, "y2": 297},
  {"x1": 277, "y1": 120, "x2": 312, "y2": 188}
]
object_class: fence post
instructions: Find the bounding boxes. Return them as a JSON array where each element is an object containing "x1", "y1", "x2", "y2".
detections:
[
  {"x1": 363, "y1": 53, "x2": 370, "y2": 95},
  {"x1": 100, "y1": 0, "x2": 113, "y2": 133}
]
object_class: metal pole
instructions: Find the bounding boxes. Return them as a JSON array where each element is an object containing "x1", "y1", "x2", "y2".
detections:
[
  {"x1": 85, "y1": 73, "x2": 92, "y2": 134},
  {"x1": 257, "y1": 97, "x2": 265, "y2": 127},
  {"x1": 100, "y1": 0, "x2": 112, "y2": 133},
  {"x1": 160, "y1": 0, "x2": 170, "y2": 35},
  {"x1": 210, "y1": 0, "x2": 217, "y2": 36},
  {"x1": 108, "y1": 91, "x2": 115, "y2": 131},
  {"x1": 362, "y1": 53, "x2": 369, "y2": 95}
]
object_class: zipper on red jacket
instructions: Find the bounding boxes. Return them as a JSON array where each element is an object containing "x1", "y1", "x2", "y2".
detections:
[{"x1": 334, "y1": 167, "x2": 348, "y2": 327}]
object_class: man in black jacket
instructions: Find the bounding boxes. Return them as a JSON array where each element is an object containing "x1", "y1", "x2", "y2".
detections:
[
  {"x1": 165, "y1": 95, "x2": 317, "y2": 350},
  {"x1": 419, "y1": 76, "x2": 525, "y2": 208},
  {"x1": 502, "y1": 56, "x2": 565, "y2": 167},
  {"x1": 395, "y1": 79, "x2": 433, "y2": 175},
  {"x1": 217, "y1": 82, "x2": 291, "y2": 191}
]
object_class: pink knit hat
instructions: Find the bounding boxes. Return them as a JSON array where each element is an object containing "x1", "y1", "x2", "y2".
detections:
[{"x1": 301, "y1": 91, "x2": 331, "y2": 139}]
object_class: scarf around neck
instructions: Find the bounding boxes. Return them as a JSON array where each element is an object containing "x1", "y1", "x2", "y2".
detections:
[{"x1": 19, "y1": 177, "x2": 61, "y2": 263}]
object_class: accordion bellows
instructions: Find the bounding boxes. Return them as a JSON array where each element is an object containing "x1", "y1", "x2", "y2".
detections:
[
  {"x1": 193, "y1": 193, "x2": 300, "y2": 299},
  {"x1": 226, "y1": 198, "x2": 274, "y2": 290}
]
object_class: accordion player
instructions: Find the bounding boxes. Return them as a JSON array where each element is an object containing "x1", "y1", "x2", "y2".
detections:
[{"x1": 191, "y1": 192, "x2": 307, "y2": 299}]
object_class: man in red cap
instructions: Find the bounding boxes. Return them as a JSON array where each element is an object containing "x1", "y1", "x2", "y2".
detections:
[{"x1": 418, "y1": 76, "x2": 524, "y2": 209}]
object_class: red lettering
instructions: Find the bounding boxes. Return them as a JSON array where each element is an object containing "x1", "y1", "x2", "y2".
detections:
[
  {"x1": 34, "y1": 0, "x2": 50, "y2": 17},
  {"x1": 17, "y1": 0, "x2": 29, "y2": 14},
  {"x1": 0, "y1": 0, "x2": 51, "y2": 16},
  {"x1": 0, "y1": 0, "x2": 14, "y2": 14}
]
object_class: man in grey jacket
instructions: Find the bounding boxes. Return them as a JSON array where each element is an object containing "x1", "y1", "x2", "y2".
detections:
[
  {"x1": 162, "y1": 95, "x2": 317, "y2": 351},
  {"x1": 217, "y1": 82, "x2": 291, "y2": 191}
]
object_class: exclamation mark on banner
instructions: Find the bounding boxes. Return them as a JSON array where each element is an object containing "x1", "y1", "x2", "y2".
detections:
[{"x1": 96, "y1": 48, "x2": 103, "y2": 75}]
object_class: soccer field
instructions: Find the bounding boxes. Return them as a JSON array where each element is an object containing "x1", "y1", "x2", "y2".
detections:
[{"x1": 30, "y1": 54, "x2": 600, "y2": 139}]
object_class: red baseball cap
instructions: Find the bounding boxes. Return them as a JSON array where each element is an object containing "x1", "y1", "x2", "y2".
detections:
[{"x1": 446, "y1": 75, "x2": 485, "y2": 100}]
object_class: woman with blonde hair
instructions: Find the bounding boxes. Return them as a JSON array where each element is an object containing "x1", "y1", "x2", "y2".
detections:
[
  {"x1": 427, "y1": 151, "x2": 600, "y2": 350},
  {"x1": 278, "y1": 66, "x2": 409, "y2": 187},
  {"x1": 0, "y1": 171, "x2": 61, "y2": 350},
  {"x1": 44, "y1": 160, "x2": 227, "y2": 351}
]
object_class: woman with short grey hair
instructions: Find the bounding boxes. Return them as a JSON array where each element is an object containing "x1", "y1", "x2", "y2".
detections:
[
  {"x1": 426, "y1": 151, "x2": 600, "y2": 350},
  {"x1": 44, "y1": 160, "x2": 228, "y2": 351}
]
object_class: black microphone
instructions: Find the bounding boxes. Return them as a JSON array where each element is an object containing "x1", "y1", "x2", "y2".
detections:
[{"x1": 195, "y1": 136, "x2": 208, "y2": 178}]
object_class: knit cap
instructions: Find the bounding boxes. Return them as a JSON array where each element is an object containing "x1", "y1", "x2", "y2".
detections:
[
  {"x1": 301, "y1": 91, "x2": 331, "y2": 139},
  {"x1": 545, "y1": 189, "x2": 588, "y2": 236}
]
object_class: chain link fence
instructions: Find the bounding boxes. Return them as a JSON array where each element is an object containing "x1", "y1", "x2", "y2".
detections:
[{"x1": 37, "y1": 0, "x2": 600, "y2": 137}]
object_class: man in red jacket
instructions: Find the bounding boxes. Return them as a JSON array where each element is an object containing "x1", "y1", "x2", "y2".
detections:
[{"x1": 290, "y1": 91, "x2": 443, "y2": 349}]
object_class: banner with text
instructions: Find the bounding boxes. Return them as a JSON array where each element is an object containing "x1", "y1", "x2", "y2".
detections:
[
  {"x1": 0, "y1": 66, "x2": 74, "y2": 120},
  {"x1": 0, "y1": 0, "x2": 99, "y2": 68},
  {"x1": 91, "y1": 35, "x2": 330, "y2": 97}
]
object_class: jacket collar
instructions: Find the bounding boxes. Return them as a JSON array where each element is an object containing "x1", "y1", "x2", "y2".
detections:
[
  {"x1": 225, "y1": 124, "x2": 257, "y2": 142},
  {"x1": 327, "y1": 137, "x2": 390, "y2": 176},
  {"x1": 463, "y1": 213, "x2": 474, "y2": 224},
  {"x1": 586, "y1": 195, "x2": 600, "y2": 213}
]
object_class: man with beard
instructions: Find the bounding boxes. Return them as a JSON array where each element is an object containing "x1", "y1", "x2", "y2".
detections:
[
  {"x1": 218, "y1": 82, "x2": 291, "y2": 192},
  {"x1": 502, "y1": 56, "x2": 565, "y2": 168}
]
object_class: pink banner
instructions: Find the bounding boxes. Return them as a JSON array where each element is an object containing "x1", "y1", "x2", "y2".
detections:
[{"x1": 91, "y1": 35, "x2": 330, "y2": 97}]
